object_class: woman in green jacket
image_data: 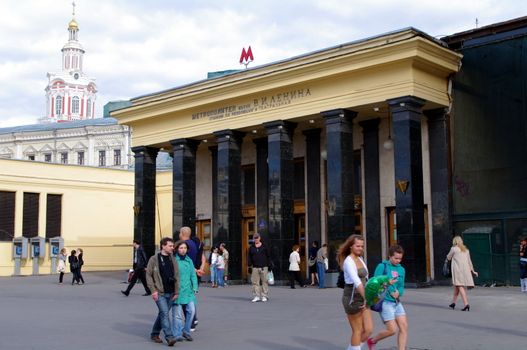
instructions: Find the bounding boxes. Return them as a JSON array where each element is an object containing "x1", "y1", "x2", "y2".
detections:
[{"x1": 172, "y1": 240, "x2": 198, "y2": 342}]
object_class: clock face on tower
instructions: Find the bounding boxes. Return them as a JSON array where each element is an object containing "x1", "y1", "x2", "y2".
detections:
[{"x1": 74, "y1": 73, "x2": 79, "y2": 80}]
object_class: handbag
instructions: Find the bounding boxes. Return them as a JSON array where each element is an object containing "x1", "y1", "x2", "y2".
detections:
[
  {"x1": 370, "y1": 262, "x2": 389, "y2": 313},
  {"x1": 323, "y1": 257, "x2": 329, "y2": 271},
  {"x1": 442, "y1": 259, "x2": 452, "y2": 278},
  {"x1": 267, "y1": 270, "x2": 275, "y2": 285},
  {"x1": 308, "y1": 258, "x2": 316, "y2": 267}
]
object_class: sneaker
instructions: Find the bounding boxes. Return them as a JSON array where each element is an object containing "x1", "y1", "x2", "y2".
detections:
[
  {"x1": 190, "y1": 328, "x2": 196, "y2": 332},
  {"x1": 121, "y1": 290, "x2": 129, "y2": 297},
  {"x1": 262, "y1": 297, "x2": 268, "y2": 302},
  {"x1": 251, "y1": 296, "x2": 261, "y2": 303},
  {"x1": 166, "y1": 337, "x2": 177, "y2": 346},
  {"x1": 182, "y1": 333, "x2": 193, "y2": 341},
  {"x1": 367, "y1": 337, "x2": 376, "y2": 350}
]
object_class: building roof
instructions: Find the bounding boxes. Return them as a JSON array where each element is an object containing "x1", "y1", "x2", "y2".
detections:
[
  {"x1": 442, "y1": 16, "x2": 527, "y2": 50},
  {"x1": 130, "y1": 27, "x2": 446, "y2": 103},
  {"x1": 0, "y1": 118, "x2": 118, "y2": 135}
]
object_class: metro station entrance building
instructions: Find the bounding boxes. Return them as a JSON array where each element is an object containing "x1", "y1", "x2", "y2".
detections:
[{"x1": 113, "y1": 28, "x2": 462, "y2": 284}]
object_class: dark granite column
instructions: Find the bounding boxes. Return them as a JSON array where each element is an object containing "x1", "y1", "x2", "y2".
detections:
[
  {"x1": 303, "y1": 129, "x2": 322, "y2": 249},
  {"x1": 209, "y1": 146, "x2": 218, "y2": 235},
  {"x1": 264, "y1": 120, "x2": 296, "y2": 281},
  {"x1": 388, "y1": 96, "x2": 427, "y2": 284},
  {"x1": 213, "y1": 130, "x2": 244, "y2": 280},
  {"x1": 425, "y1": 108, "x2": 453, "y2": 281},
  {"x1": 170, "y1": 138, "x2": 200, "y2": 238},
  {"x1": 132, "y1": 146, "x2": 159, "y2": 259},
  {"x1": 253, "y1": 138, "x2": 269, "y2": 237},
  {"x1": 359, "y1": 119, "x2": 382, "y2": 272},
  {"x1": 322, "y1": 109, "x2": 357, "y2": 270}
]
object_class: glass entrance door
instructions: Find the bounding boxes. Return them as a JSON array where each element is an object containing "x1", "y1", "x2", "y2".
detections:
[{"x1": 242, "y1": 218, "x2": 256, "y2": 281}]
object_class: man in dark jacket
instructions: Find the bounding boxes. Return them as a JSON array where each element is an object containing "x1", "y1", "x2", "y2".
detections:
[
  {"x1": 248, "y1": 232, "x2": 271, "y2": 302},
  {"x1": 121, "y1": 240, "x2": 151, "y2": 296},
  {"x1": 146, "y1": 237, "x2": 180, "y2": 346}
]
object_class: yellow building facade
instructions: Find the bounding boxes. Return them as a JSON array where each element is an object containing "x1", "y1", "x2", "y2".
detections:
[
  {"x1": 0, "y1": 159, "x2": 173, "y2": 276},
  {"x1": 114, "y1": 29, "x2": 462, "y2": 284}
]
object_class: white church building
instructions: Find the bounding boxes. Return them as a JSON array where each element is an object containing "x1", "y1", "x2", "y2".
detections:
[{"x1": 0, "y1": 6, "x2": 132, "y2": 169}]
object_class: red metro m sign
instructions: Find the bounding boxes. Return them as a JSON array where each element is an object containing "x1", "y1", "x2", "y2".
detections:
[{"x1": 240, "y1": 46, "x2": 254, "y2": 68}]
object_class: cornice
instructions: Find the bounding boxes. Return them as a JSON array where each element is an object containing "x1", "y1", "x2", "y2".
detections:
[{"x1": 113, "y1": 31, "x2": 461, "y2": 125}]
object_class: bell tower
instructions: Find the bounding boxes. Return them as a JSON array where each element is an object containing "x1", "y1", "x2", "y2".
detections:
[{"x1": 42, "y1": 1, "x2": 98, "y2": 123}]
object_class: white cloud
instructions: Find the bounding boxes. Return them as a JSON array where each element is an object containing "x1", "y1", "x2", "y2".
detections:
[{"x1": 0, "y1": 0, "x2": 526, "y2": 127}]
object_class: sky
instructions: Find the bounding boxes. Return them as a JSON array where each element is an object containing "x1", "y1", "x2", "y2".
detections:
[{"x1": 0, "y1": 0, "x2": 526, "y2": 127}]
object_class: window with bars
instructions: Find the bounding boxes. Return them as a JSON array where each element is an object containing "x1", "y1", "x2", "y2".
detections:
[
  {"x1": 0, "y1": 191, "x2": 15, "y2": 241},
  {"x1": 60, "y1": 152, "x2": 68, "y2": 164},
  {"x1": 114, "y1": 149, "x2": 121, "y2": 166},
  {"x1": 77, "y1": 151, "x2": 84, "y2": 165},
  {"x1": 44, "y1": 153, "x2": 52, "y2": 162},
  {"x1": 99, "y1": 150, "x2": 106, "y2": 166},
  {"x1": 23, "y1": 192, "x2": 39, "y2": 238},
  {"x1": 46, "y1": 194, "x2": 62, "y2": 238}
]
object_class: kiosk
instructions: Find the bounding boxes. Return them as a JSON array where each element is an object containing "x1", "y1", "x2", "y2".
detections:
[
  {"x1": 29, "y1": 237, "x2": 46, "y2": 275},
  {"x1": 49, "y1": 237, "x2": 64, "y2": 274},
  {"x1": 12, "y1": 237, "x2": 28, "y2": 276}
]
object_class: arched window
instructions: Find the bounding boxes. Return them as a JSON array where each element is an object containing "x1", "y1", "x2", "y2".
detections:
[
  {"x1": 55, "y1": 96, "x2": 63, "y2": 115},
  {"x1": 86, "y1": 99, "x2": 92, "y2": 118},
  {"x1": 72, "y1": 96, "x2": 80, "y2": 114}
]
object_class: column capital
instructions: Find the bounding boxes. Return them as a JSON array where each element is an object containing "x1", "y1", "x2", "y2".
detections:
[
  {"x1": 213, "y1": 129, "x2": 245, "y2": 144},
  {"x1": 131, "y1": 146, "x2": 159, "y2": 161},
  {"x1": 321, "y1": 109, "x2": 358, "y2": 123},
  {"x1": 263, "y1": 120, "x2": 297, "y2": 136},
  {"x1": 169, "y1": 138, "x2": 200, "y2": 150},
  {"x1": 358, "y1": 118, "x2": 381, "y2": 132},
  {"x1": 387, "y1": 96, "x2": 426, "y2": 116},
  {"x1": 252, "y1": 137, "x2": 268, "y2": 147},
  {"x1": 424, "y1": 107, "x2": 449, "y2": 122},
  {"x1": 302, "y1": 128, "x2": 322, "y2": 138}
]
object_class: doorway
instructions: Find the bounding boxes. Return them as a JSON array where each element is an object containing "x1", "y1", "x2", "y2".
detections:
[{"x1": 242, "y1": 217, "x2": 256, "y2": 281}]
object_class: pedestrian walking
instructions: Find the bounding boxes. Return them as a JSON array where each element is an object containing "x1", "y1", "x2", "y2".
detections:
[
  {"x1": 68, "y1": 250, "x2": 81, "y2": 285},
  {"x1": 519, "y1": 238, "x2": 527, "y2": 292},
  {"x1": 172, "y1": 241, "x2": 198, "y2": 342},
  {"x1": 121, "y1": 240, "x2": 151, "y2": 296},
  {"x1": 248, "y1": 232, "x2": 271, "y2": 302},
  {"x1": 209, "y1": 246, "x2": 219, "y2": 288},
  {"x1": 219, "y1": 242, "x2": 229, "y2": 285},
  {"x1": 316, "y1": 243, "x2": 328, "y2": 288},
  {"x1": 367, "y1": 245, "x2": 407, "y2": 350},
  {"x1": 146, "y1": 237, "x2": 179, "y2": 346},
  {"x1": 77, "y1": 248, "x2": 85, "y2": 284},
  {"x1": 57, "y1": 248, "x2": 67, "y2": 284},
  {"x1": 216, "y1": 249, "x2": 226, "y2": 288},
  {"x1": 338, "y1": 234, "x2": 373, "y2": 350},
  {"x1": 447, "y1": 235, "x2": 479, "y2": 311},
  {"x1": 289, "y1": 244, "x2": 306, "y2": 288},
  {"x1": 308, "y1": 241, "x2": 319, "y2": 286}
]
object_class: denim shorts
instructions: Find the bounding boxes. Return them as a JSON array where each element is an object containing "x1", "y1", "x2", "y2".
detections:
[{"x1": 380, "y1": 300, "x2": 406, "y2": 321}]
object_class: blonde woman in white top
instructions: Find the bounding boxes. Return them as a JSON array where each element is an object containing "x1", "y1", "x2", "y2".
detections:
[
  {"x1": 288, "y1": 245, "x2": 306, "y2": 288},
  {"x1": 338, "y1": 235, "x2": 372, "y2": 350}
]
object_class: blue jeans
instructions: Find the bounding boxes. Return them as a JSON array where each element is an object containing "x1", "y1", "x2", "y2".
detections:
[
  {"x1": 317, "y1": 262, "x2": 326, "y2": 288},
  {"x1": 211, "y1": 265, "x2": 217, "y2": 285},
  {"x1": 217, "y1": 268, "x2": 225, "y2": 287},
  {"x1": 151, "y1": 293, "x2": 175, "y2": 340},
  {"x1": 172, "y1": 302, "x2": 195, "y2": 337}
]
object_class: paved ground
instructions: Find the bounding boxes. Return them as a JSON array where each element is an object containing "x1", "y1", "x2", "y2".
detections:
[{"x1": 0, "y1": 271, "x2": 524, "y2": 350}]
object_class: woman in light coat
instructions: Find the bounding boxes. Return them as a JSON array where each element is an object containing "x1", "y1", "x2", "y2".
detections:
[
  {"x1": 447, "y1": 236, "x2": 478, "y2": 311},
  {"x1": 57, "y1": 248, "x2": 67, "y2": 284}
]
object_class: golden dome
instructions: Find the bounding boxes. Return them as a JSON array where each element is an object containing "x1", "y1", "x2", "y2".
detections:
[{"x1": 68, "y1": 19, "x2": 78, "y2": 29}]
